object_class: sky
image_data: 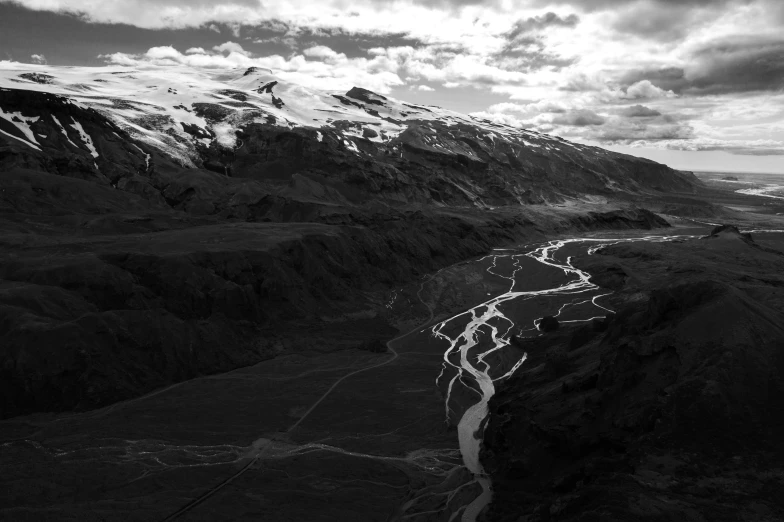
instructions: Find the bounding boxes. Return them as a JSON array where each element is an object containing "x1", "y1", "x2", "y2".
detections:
[{"x1": 1, "y1": 0, "x2": 783, "y2": 173}]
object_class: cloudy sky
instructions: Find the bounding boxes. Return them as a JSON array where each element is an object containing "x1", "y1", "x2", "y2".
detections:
[{"x1": 2, "y1": 0, "x2": 783, "y2": 173}]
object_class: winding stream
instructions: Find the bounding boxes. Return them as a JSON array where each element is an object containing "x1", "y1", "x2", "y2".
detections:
[
  {"x1": 430, "y1": 234, "x2": 695, "y2": 521},
  {"x1": 0, "y1": 232, "x2": 703, "y2": 522}
]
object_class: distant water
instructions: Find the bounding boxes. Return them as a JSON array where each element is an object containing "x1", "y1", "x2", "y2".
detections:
[{"x1": 694, "y1": 171, "x2": 784, "y2": 200}]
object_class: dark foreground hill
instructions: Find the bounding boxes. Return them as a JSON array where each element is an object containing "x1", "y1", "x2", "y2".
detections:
[{"x1": 483, "y1": 226, "x2": 784, "y2": 521}]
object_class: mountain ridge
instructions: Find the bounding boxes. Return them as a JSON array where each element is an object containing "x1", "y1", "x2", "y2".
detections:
[{"x1": 1, "y1": 63, "x2": 699, "y2": 213}]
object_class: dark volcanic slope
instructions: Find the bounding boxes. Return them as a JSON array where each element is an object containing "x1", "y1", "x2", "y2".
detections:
[
  {"x1": 483, "y1": 226, "x2": 784, "y2": 521},
  {"x1": 0, "y1": 67, "x2": 700, "y2": 420},
  {"x1": 0, "y1": 66, "x2": 699, "y2": 210}
]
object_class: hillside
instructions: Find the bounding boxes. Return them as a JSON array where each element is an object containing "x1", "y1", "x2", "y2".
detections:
[
  {"x1": 482, "y1": 226, "x2": 784, "y2": 521},
  {"x1": 0, "y1": 63, "x2": 703, "y2": 420},
  {"x1": 1, "y1": 63, "x2": 698, "y2": 211}
]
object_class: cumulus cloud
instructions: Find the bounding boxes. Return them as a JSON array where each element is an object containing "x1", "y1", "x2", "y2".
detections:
[
  {"x1": 620, "y1": 104, "x2": 662, "y2": 117},
  {"x1": 302, "y1": 45, "x2": 344, "y2": 61},
  {"x1": 100, "y1": 43, "x2": 405, "y2": 93},
  {"x1": 212, "y1": 41, "x2": 250, "y2": 56},
  {"x1": 30, "y1": 53, "x2": 47, "y2": 64},
  {"x1": 559, "y1": 73, "x2": 606, "y2": 92},
  {"x1": 362, "y1": 45, "x2": 528, "y2": 87},
  {"x1": 622, "y1": 80, "x2": 676, "y2": 100},
  {"x1": 593, "y1": 119, "x2": 693, "y2": 141},
  {"x1": 417, "y1": 84, "x2": 435, "y2": 91},
  {"x1": 495, "y1": 12, "x2": 580, "y2": 72},
  {"x1": 476, "y1": 96, "x2": 703, "y2": 146},
  {"x1": 619, "y1": 35, "x2": 784, "y2": 95},
  {"x1": 557, "y1": 75, "x2": 676, "y2": 104},
  {"x1": 606, "y1": 137, "x2": 784, "y2": 155},
  {"x1": 619, "y1": 67, "x2": 687, "y2": 93}
]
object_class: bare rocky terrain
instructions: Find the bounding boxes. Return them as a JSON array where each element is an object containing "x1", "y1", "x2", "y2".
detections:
[
  {"x1": 1, "y1": 65, "x2": 782, "y2": 521},
  {"x1": 0, "y1": 73, "x2": 694, "y2": 420},
  {"x1": 483, "y1": 225, "x2": 784, "y2": 522}
]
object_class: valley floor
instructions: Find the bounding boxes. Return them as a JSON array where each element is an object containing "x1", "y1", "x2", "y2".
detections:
[
  {"x1": 0, "y1": 226, "x2": 701, "y2": 521},
  {"x1": 2, "y1": 178, "x2": 784, "y2": 521}
]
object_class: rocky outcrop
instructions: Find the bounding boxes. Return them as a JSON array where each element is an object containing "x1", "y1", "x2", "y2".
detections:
[
  {"x1": 706, "y1": 223, "x2": 755, "y2": 244},
  {"x1": 346, "y1": 86, "x2": 388, "y2": 105},
  {"x1": 538, "y1": 316, "x2": 560, "y2": 332}
]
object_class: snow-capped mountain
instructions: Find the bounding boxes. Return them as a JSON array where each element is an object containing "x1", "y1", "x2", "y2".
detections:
[{"x1": 0, "y1": 62, "x2": 698, "y2": 210}]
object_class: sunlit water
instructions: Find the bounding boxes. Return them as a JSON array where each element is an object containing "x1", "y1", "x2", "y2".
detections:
[{"x1": 430, "y1": 234, "x2": 697, "y2": 521}]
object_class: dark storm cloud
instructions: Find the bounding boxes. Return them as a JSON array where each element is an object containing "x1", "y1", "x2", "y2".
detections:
[
  {"x1": 292, "y1": 28, "x2": 427, "y2": 58},
  {"x1": 593, "y1": 121, "x2": 693, "y2": 140},
  {"x1": 0, "y1": 3, "x2": 280, "y2": 65},
  {"x1": 620, "y1": 36, "x2": 784, "y2": 95},
  {"x1": 529, "y1": 0, "x2": 751, "y2": 12},
  {"x1": 552, "y1": 109, "x2": 606, "y2": 126},
  {"x1": 620, "y1": 104, "x2": 662, "y2": 117},
  {"x1": 492, "y1": 12, "x2": 579, "y2": 73},
  {"x1": 619, "y1": 67, "x2": 686, "y2": 92},
  {"x1": 396, "y1": 0, "x2": 498, "y2": 7},
  {"x1": 371, "y1": 0, "x2": 745, "y2": 9},
  {"x1": 0, "y1": 2, "x2": 427, "y2": 64},
  {"x1": 491, "y1": 53, "x2": 577, "y2": 73},
  {"x1": 503, "y1": 12, "x2": 580, "y2": 41},
  {"x1": 686, "y1": 36, "x2": 784, "y2": 94},
  {"x1": 610, "y1": 4, "x2": 703, "y2": 42},
  {"x1": 535, "y1": 0, "x2": 760, "y2": 44},
  {"x1": 0, "y1": 3, "x2": 240, "y2": 65},
  {"x1": 549, "y1": 106, "x2": 694, "y2": 142}
]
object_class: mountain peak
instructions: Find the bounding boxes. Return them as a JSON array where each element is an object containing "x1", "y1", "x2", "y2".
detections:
[{"x1": 345, "y1": 86, "x2": 387, "y2": 106}]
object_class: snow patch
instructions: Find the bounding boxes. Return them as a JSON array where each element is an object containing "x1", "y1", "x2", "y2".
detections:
[
  {"x1": 0, "y1": 62, "x2": 588, "y2": 165},
  {"x1": 69, "y1": 119, "x2": 99, "y2": 158},
  {"x1": 212, "y1": 122, "x2": 237, "y2": 149},
  {"x1": 0, "y1": 107, "x2": 41, "y2": 148},
  {"x1": 0, "y1": 128, "x2": 41, "y2": 150},
  {"x1": 51, "y1": 114, "x2": 80, "y2": 149},
  {"x1": 132, "y1": 143, "x2": 151, "y2": 170},
  {"x1": 344, "y1": 139, "x2": 359, "y2": 153}
]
